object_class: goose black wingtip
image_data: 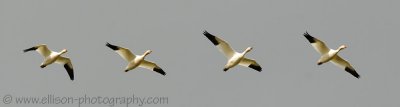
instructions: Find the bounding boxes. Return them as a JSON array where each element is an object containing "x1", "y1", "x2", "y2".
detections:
[
  {"x1": 106, "y1": 42, "x2": 119, "y2": 50},
  {"x1": 303, "y1": 32, "x2": 316, "y2": 43},
  {"x1": 23, "y1": 47, "x2": 38, "y2": 53}
]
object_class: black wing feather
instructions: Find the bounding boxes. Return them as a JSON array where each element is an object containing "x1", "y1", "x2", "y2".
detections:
[
  {"x1": 106, "y1": 42, "x2": 120, "y2": 50},
  {"x1": 153, "y1": 68, "x2": 166, "y2": 76},
  {"x1": 345, "y1": 67, "x2": 360, "y2": 79},
  {"x1": 303, "y1": 32, "x2": 316, "y2": 43},
  {"x1": 64, "y1": 64, "x2": 74, "y2": 80},
  {"x1": 249, "y1": 64, "x2": 262, "y2": 72},
  {"x1": 23, "y1": 47, "x2": 38, "y2": 52},
  {"x1": 203, "y1": 31, "x2": 220, "y2": 45}
]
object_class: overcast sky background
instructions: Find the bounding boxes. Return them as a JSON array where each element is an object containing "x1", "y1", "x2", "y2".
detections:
[{"x1": 0, "y1": 0, "x2": 399, "y2": 107}]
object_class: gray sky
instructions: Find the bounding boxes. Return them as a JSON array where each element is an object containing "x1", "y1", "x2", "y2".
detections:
[{"x1": 0, "y1": 0, "x2": 398, "y2": 107}]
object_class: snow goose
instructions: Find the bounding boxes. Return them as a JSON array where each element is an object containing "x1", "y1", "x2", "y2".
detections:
[
  {"x1": 203, "y1": 31, "x2": 262, "y2": 72},
  {"x1": 23, "y1": 44, "x2": 74, "y2": 80},
  {"x1": 106, "y1": 42, "x2": 166, "y2": 76},
  {"x1": 303, "y1": 32, "x2": 360, "y2": 78}
]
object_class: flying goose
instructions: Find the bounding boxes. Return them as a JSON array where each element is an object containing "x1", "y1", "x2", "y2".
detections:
[
  {"x1": 203, "y1": 31, "x2": 262, "y2": 72},
  {"x1": 106, "y1": 42, "x2": 166, "y2": 76},
  {"x1": 303, "y1": 32, "x2": 360, "y2": 78},
  {"x1": 23, "y1": 44, "x2": 74, "y2": 80}
]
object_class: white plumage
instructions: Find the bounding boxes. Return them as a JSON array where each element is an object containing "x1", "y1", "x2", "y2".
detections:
[
  {"x1": 304, "y1": 32, "x2": 360, "y2": 78},
  {"x1": 106, "y1": 42, "x2": 166, "y2": 76},
  {"x1": 203, "y1": 31, "x2": 262, "y2": 72},
  {"x1": 24, "y1": 44, "x2": 74, "y2": 80}
]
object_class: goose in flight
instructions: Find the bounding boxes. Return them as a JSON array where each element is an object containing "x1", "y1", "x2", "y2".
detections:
[
  {"x1": 203, "y1": 31, "x2": 262, "y2": 72},
  {"x1": 303, "y1": 32, "x2": 360, "y2": 78},
  {"x1": 106, "y1": 42, "x2": 166, "y2": 76},
  {"x1": 23, "y1": 44, "x2": 74, "y2": 80}
]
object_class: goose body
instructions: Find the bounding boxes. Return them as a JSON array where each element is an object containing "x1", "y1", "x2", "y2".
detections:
[
  {"x1": 203, "y1": 31, "x2": 262, "y2": 72},
  {"x1": 303, "y1": 32, "x2": 360, "y2": 78},
  {"x1": 23, "y1": 44, "x2": 74, "y2": 80},
  {"x1": 106, "y1": 42, "x2": 166, "y2": 76}
]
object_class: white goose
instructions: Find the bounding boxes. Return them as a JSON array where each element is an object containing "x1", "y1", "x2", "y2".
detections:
[
  {"x1": 203, "y1": 31, "x2": 262, "y2": 72},
  {"x1": 303, "y1": 32, "x2": 360, "y2": 78},
  {"x1": 23, "y1": 44, "x2": 74, "y2": 80},
  {"x1": 106, "y1": 42, "x2": 166, "y2": 76}
]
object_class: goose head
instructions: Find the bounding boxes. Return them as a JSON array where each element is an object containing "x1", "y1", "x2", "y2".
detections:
[
  {"x1": 144, "y1": 50, "x2": 152, "y2": 56},
  {"x1": 243, "y1": 47, "x2": 253, "y2": 53},
  {"x1": 60, "y1": 49, "x2": 68, "y2": 54},
  {"x1": 338, "y1": 45, "x2": 347, "y2": 51}
]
